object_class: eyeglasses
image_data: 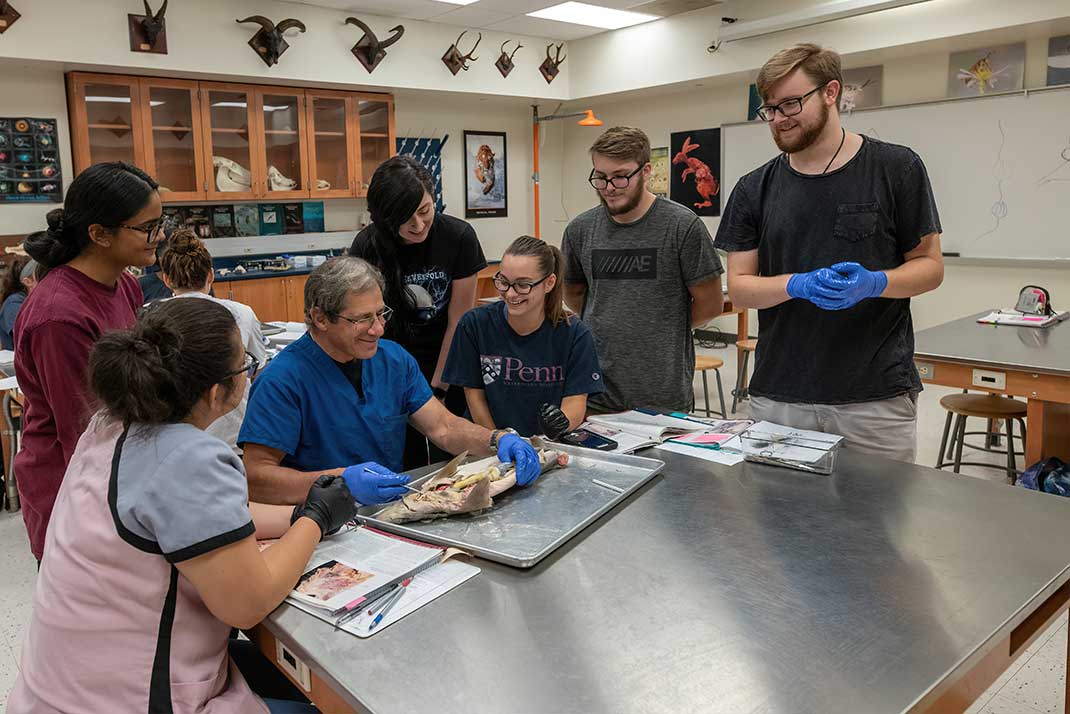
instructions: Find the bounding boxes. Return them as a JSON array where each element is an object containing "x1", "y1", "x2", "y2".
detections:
[
  {"x1": 756, "y1": 84, "x2": 828, "y2": 122},
  {"x1": 338, "y1": 306, "x2": 393, "y2": 329},
  {"x1": 221, "y1": 350, "x2": 260, "y2": 382},
  {"x1": 588, "y1": 165, "x2": 644, "y2": 190},
  {"x1": 492, "y1": 272, "x2": 551, "y2": 295},
  {"x1": 118, "y1": 217, "x2": 166, "y2": 243}
]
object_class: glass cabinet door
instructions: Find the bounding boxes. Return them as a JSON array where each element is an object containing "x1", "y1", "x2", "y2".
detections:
[
  {"x1": 257, "y1": 90, "x2": 308, "y2": 199},
  {"x1": 307, "y1": 92, "x2": 355, "y2": 198},
  {"x1": 141, "y1": 79, "x2": 205, "y2": 201},
  {"x1": 70, "y1": 75, "x2": 146, "y2": 173},
  {"x1": 356, "y1": 95, "x2": 394, "y2": 196},
  {"x1": 200, "y1": 84, "x2": 258, "y2": 201}
]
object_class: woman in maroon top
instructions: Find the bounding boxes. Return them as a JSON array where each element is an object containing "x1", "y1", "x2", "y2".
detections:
[{"x1": 16, "y1": 161, "x2": 162, "y2": 561}]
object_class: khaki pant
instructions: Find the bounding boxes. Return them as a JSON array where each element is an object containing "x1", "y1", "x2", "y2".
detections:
[{"x1": 749, "y1": 393, "x2": 918, "y2": 464}]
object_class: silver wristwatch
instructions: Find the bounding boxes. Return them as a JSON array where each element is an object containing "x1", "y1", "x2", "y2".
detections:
[{"x1": 489, "y1": 427, "x2": 518, "y2": 452}]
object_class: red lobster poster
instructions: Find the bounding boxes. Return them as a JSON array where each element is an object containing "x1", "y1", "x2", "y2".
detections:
[{"x1": 669, "y1": 128, "x2": 721, "y2": 217}]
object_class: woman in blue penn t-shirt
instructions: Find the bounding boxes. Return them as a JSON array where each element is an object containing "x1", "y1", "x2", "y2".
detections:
[{"x1": 443, "y1": 236, "x2": 604, "y2": 437}]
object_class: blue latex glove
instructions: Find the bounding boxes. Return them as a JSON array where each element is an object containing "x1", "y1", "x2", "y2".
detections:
[
  {"x1": 341, "y1": 462, "x2": 410, "y2": 505},
  {"x1": 786, "y1": 267, "x2": 854, "y2": 310},
  {"x1": 497, "y1": 433, "x2": 541, "y2": 486},
  {"x1": 814, "y1": 261, "x2": 889, "y2": 310}
]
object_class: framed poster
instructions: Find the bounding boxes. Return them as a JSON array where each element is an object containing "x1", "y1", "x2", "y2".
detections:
[
  {"x1": 463, "y1": 130, "x2": 507, "y2": 218},
  {"x1": 670, "y1": 128, "x2": 721, "y2": 217},
  {"x1": 0, "y1": 117, "x2": 62, "y2": 203},
  {"x1": 948, "y1": 43, "x2": 1025, "y2": 97},
  {"x1": 649, "y1": 147, "x2": 669, "y2": 198},
  {"x1": 839, "y1": 65, "x2": 883, "y2": 112}
]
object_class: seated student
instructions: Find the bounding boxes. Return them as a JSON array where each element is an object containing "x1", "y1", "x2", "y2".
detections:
[
  {"x1": 240, "y1": 256, "x2": 542, "y2": 506},
  {"x1": 0, "y1": 257, "x2": 36, "y2": 350},
  {"x1": 7, "y1": 298, "x2": 355, "y2": 714},
  {"x1": 159, "y1": 229, "x2": 268, "y2": 448},
  {"x1": 137, "y1": 235, "x2": 174, "y2": 302},
  {"x1": 443, "y1": 236, "x2": 603, "y2": 437}
]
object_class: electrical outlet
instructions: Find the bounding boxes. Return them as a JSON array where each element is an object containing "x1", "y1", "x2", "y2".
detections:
[
  {"x1": 275, "y1": 639, "x2": 312, "y2": 692},
  {"x1": 972, "y1": 369, "x2": 1006, "y2": 391},
  {"x1": 915, "y1": 361, "x2": 934, "y2": 380}
]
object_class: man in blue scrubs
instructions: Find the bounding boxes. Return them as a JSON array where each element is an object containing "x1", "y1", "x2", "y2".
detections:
[{"x1": 240, "y1": 257, "x2": 541, "y2": 506}]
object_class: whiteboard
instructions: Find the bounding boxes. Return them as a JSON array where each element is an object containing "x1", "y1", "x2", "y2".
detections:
[{"x1": 721, "y1": 86, "x2": 1070, "y2": 260}]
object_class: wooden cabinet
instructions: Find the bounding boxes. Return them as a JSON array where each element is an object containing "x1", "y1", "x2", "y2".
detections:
[
  {"x1": 67, "y1": 72, "x2": 394, "y2": 204},
  {"x1": 221, "y1": 274, "x2": 308, "y2": 323}
]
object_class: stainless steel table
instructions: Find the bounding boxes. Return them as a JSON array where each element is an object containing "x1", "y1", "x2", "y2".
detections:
[
  {"x1": 254, "y1": 449, "x2": 1070, "y2": 714},
  {"x1": 915, "y1": 313, "x2": 1070, "y2": 463}
]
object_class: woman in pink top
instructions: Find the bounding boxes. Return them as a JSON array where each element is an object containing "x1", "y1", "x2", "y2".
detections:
[
  {"x1": 9, "y1": 297, "x2": 357, "y2": 713},
  {"x1": 15, "y1": 161, "x2": 161, "y2": 561}
]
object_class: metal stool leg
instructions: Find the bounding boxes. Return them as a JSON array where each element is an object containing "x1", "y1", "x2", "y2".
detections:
[
  {"x1": 952, "y1": 414, "x2": 967, "y2": 474},
  {"x1": 714, "y1": 369, "x2": 727, "y2": 419},
  {"x1": 1004, "y1": 417, "x2": 1017, "y2": 483},
  {"x1": 701, "y1": 370, "x2": 712, "y2": 418},
  {"x1": 936, "y1": 411, "x2": 954, "y2": 468},
  {"x1": 732, "y1": 350, "x2": 750, "y2": 414}
]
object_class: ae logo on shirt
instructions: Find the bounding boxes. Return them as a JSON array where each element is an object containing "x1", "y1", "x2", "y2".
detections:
[{"x1": 591, "y1": 248, "x2": 658, "y2": 280}]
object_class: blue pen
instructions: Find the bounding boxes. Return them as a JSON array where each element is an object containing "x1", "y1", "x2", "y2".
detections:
[{"x1": 368, "y1": 577, "x2": 412, "y2": 632}]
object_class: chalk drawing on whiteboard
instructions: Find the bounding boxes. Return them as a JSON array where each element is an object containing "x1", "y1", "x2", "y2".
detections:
[
  {"x1": 976, "y1": 120, "x2": 1009, "y2": 243},
  {"x1": 1036, "y1": 138, "x2": 1070, "y2": 187}
]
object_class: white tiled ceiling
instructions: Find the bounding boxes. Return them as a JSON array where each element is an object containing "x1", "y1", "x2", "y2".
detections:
[{"x1": 290, "y1": 0, "x2": 721, "y2": 40}]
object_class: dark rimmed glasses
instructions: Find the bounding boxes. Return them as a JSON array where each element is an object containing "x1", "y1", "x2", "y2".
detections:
[
  {"x1": 756, "y1": 84, "x2": 828, "y2": 122},
  {"x1": 222, "y1": 350, "x2": 260, "y2": 382},
  {"x1": 588, "y1": 164, "x2": 644, "y2": 190},
  {"x1": 493, "y1": 272, "x2": 551, "y2": 295},
  {"x1": 118, "y1": 217, "x2": 166, "y2": 243},
  {"x1": 338, "y1": 306, "x2": 393, "y2": 330}
]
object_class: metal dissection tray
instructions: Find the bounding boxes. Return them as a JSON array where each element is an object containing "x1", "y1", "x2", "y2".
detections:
[{"x1": 356, "y1": 445, "x2": 664, "y2": 568}]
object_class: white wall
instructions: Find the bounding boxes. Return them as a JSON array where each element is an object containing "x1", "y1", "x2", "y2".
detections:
[{"x1": 0, "y1": 0, "x2": 569, "y2": 101}]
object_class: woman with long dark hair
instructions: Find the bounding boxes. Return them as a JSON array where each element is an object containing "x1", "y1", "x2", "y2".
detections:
[
  {"x1": 15, "y1": 161, "x2": 161, "y2": 561},
  {"x1": 443, "y1": 236, "x2": 604, "y2": 437},
  {"x1": 350, "y1": 155, "x2": 486, "y2": 467},
  {"x1": 9, "y1": 298, "x2": 353, "y2": 714},
  {"x1": 0, "y1": 256, "x2": 36, "y2": 350}
]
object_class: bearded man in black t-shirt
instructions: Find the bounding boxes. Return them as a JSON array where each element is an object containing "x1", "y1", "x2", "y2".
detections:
[{"x1": 715, "y1": 43, "x2": 944, "y2": 463}]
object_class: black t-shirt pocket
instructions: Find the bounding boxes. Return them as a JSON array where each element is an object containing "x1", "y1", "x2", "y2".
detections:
[{"x1": 833, "y1": 202, "x2": 879, "y2": 242}]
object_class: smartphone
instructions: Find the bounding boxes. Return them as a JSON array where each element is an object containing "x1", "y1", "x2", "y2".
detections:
[{"x1": 558, "y1": 428, "x2": 618, "y2": 451}]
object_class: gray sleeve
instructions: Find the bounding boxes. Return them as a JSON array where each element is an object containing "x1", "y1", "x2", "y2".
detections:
[
  {"x1": 562, "y1": 224, "x2": 586, "y2": 284},
  {"x1": 136, "y1": 438, "x2": 255, "y2": 562},
  {"x1": 679, "y1": 217, "x2": 724, "y2": 286}
]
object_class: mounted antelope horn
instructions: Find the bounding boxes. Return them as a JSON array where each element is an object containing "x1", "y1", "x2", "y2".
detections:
[
  {"x1": 138, "y1": 0, "x2": 168, "y2": 49},
  {"x1": 495, "y1": 39, "x2": 523, "y2": 78},
  {"x1": 459, "y1": 31, "x2": 481, "y2": 62},
  {"x1": 382, "y1": 24, "x2": 404, "y2": 48},
  {"x1": 238, "y1": 16, "x2": 304, "y2": 67},
  {"x1": 539, "y1": 42, "x2": 566, "y2": 84},
  {"x1": 442, "y1": 30, "x2": 482, "y2": 75},
  {"x1": 275, "y1": 18, "x2": 307, "y2": 34},
  {"x1": 346, "y1": 17, "x2": 404, "y2": 73},
  {"x1": 237, "y1": 15, "x2": 274, "y2": 33}
]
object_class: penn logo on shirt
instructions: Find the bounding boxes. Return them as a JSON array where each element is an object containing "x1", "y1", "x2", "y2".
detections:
[
  {"x1": 591, "y1": 248, "x2": 658, "y2": 280},
  {"x1": 481, "y1": 355, "x2": 564, "y2": 385},
  {"x1": 481, "y1": 355, "x2": 502, "y2": 385}
]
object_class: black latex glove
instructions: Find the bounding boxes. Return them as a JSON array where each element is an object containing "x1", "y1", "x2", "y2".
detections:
[
  {"x1": 538, "y1": 403, "x2": 571, "y2": 441},
  {"x1": 290, "y1": 475, "x2": 358, "y2": 540}
]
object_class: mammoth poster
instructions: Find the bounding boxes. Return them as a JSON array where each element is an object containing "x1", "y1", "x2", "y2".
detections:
[
  {"x1": 669, "y1": 128, "x2": 721, "y2": 217},
  {"x1": 463, "y1": 130, "x2": 507, "y2": 218}
]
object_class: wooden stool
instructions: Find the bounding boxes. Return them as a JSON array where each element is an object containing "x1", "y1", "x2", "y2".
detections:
[
  {"x1": 936, "y1": 394, "x2": 1027, "y2": 482},
  {"x1": 731, "y1": 338, "x2": 758, "y2": 414},
  {"x1": 693, "y1": 355, "x2": 727, "y2": 419}
]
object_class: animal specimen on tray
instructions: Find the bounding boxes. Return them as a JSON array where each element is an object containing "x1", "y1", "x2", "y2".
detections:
[
  {"x1": 495, "y1": 40, "x2": 522, "y2": 78},
  {"x1": 376, "y1": 439, "x2": 569, "y2": 524},
  {"x1": 0, "y1": 0, "x2": 21, "y2": 33},
  {"x1": 473, "y1": 144, "x2": 495, "y2": 194},
  {"x1": 129, "y1": 0, "x2": 168, "y2": 53},
  {"x1": 442, "y1": 30, "x2": 481, "y2": 75},
  {"x1": 345, "y1": 17, "x2": 404, "y2": 74},
  {"x1": 672, "y1": 137, "x2": 719, "y2": 210},
  {"x1": 539, "y1": 43, "x2": 566, "y2": 84},
  {"x1": 237, "y1": 16, "x2": 306, "y2": 67}
]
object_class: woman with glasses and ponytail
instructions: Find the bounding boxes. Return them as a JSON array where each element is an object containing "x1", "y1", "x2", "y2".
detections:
[
  {"x1": 443, "y1": 236, "x2": 604, "y2": 437},
  {"x1": 15, "y1": 161, "x2": 163, "y2": 562}
]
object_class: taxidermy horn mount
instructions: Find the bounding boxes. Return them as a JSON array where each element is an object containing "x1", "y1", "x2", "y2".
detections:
[
  {"x1": 442, "y1": 30, "x2": 481, "y2": 75},
  {"x1": 539, "y1": 43, "x2": 566, "y2": 84},
  {"x1": 0, "y1": 0, "x2": 22, "y2": 34},
  {"x1": 237, "y1": 16, "x2": 306, "y2": 67},
  {"x1": 128, "y1": 0, "x2": 168, "y2": 53},
  {"x1": 345, "y1": 17, "x2": 404, "y2": 74},
  {"x1": 495, "y1": 40, "x2": 522, "y2": 78}
]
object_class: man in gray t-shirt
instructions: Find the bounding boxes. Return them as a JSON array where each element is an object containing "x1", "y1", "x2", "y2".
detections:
[{"x1": 563, "y1": 127, "x2": 724, "y2": 414}]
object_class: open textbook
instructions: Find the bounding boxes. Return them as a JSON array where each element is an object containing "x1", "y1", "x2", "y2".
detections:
[{"x1": 584, "y1": 411, "x2": 752, "y2": 454}]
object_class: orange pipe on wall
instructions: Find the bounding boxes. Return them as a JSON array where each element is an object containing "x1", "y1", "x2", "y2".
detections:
[{"x1": 533, "y1": 108, "x2": 541, "y2": 239}]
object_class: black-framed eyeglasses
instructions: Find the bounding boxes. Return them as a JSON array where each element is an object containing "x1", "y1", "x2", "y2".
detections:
[
  {"x1": 118, "y1": 217, "x2": 166, "y2": 244},
  {"x1": 221, "y1": 350, "x2": 260, "y2": 382},
  {"x1": 588, "y1": 164, "x2": 644, "y2": 190},
  {"x1": 756, "y1": 84, "x2": 828, "y2": 122},
  {"x1": 492, "y1": 272, "x2": 551, "y2": 295},
  {"x1": 338, "y1": 306, "x2": 393, "y2": 329}
]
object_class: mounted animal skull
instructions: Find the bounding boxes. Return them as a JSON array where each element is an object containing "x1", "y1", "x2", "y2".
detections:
[
  {"x1": 539, "y1": 43, "x2": 566, "y2": 84},
  {"x1": 345, "y1": 17, "x2": 404, "y2": 74},
  {"x1": 236, "y1": 15, "x2": 307, "y2": 67},
  {"x1": 0, "y1": 0, "x2": 21, "y2": 34},
  {"x1": 495, "y1": 40, "x2": 522, "y2": 78},
  {"x1": 139, "y1": 0, "x2": 167, "y2": 48},
  {"x1": 442, "y1": 30, "x2": 481, "y2": 76}
]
